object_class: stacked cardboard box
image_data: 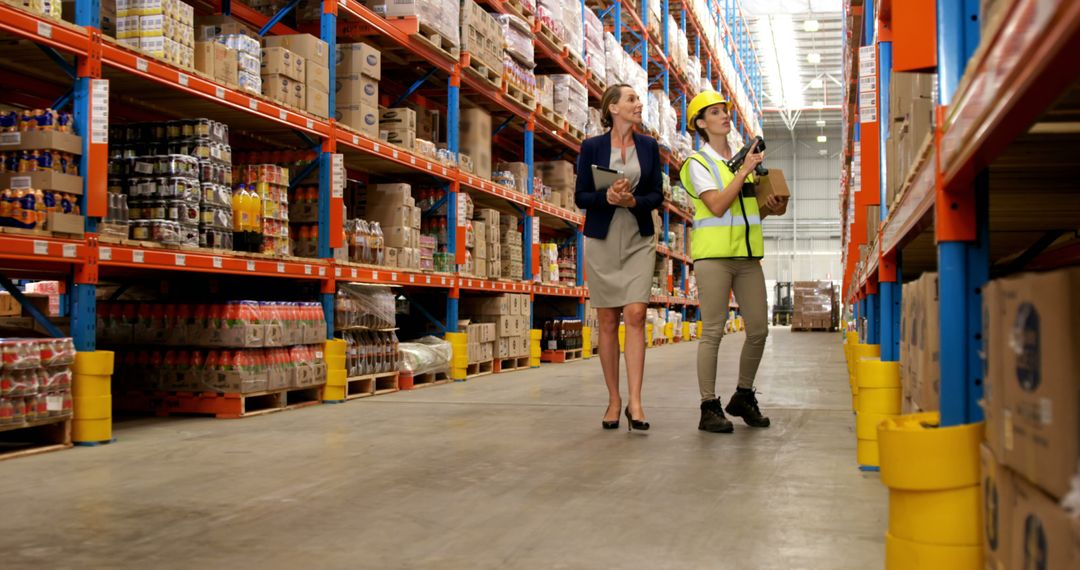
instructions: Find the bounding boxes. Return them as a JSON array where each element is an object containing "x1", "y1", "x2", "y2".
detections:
[
  {"x1": 980, "y1": 267, "x2": 1080, "y2": 570},
  {"x1": 336, "y1": 42, "x2": 381, "y2": 139},
  {"x1": 384, "y1": 0, "x2": 459, "y2": 49},
  {"x1": 535, "y1": 160, "x2": 575, "y2": 210},
  {"x1": 461, "y1": 294, "x2": 531, "y2": 359},
  {"x1": 464, "y1": 321, "x2": 496, "y2": 364},
  {"x1": 898, "y1": 272, "x2": 939, "y2": 413},
  {"x1": 116, "y1": 0, "x2": 195, "y2": 69},
  {"x1": 361, "y1": 183, "x2": 422, "y2": 270},
  {"x1": 262, "y1": 34, "x2": 329, "y2": 117},
  {"x1": 792, "y1": 281, "x2": 835, "y2": 330},
  {"x1": 551, "y1": 75, "x2": 588, "y2": 131},
  {"x1": 498, "y1": 215, "x2": 523, "y2": 280},
  {"x1": 536, "y1": 76, "x2": 555, "y2": 113},
  {"x1": 475, "y1": 209, "x2": 501, "y2": 280},
  {"x1": 459, "y1": 106, "x2": 492, "y2": 179},
  {"x1": 885, "y1": 72, "x2": 934, "y2": 206},
  {"x1": 380, "y1": 107, "x2": 416, "y2": 151},
  {"x1": 460, "y1": 0, "x2": 504, "y2": 76},
  {"x1": 494, "y1": 161, "x2": 529, "y2": 194},
  {"x1": 194, "y1": 41, "x2": 239, "y2": 87}
]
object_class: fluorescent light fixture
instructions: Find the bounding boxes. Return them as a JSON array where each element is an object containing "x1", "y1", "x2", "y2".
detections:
[
  {"x1": 756, "y1": 15, "x2": 804, "y2": 109},
  {"x1": 807, "y1": 52, "x2": 822, "y2": 65},
  {"x1": 803, "y1": 20, "x2": 821, "y2": 32},
  {"x1": 810, "y1": 78, "x2": 823, "y2": 89},
  {"x1": 819, "y1": 149, "x2": 828, "y2": 155},
  {"x1": 816, "y1": 119, "x2": 826, "y2": 127},
  {"x1": 817, "y1": 135, "x2": 828, "y2": 143}
]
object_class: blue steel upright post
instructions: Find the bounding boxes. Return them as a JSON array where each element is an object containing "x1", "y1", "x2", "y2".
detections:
[
  {"x1": 316, "y1": 0, "x2": 338, "y2": 336},
  {"x1": 71, "y1": 0, "x2": 101, "y2": 354},
  {"x1": 877, "y1": 34, "x2": 898, "y2": 361},
  {"x1": 445, "y1": 64, "x2": 461, "y2": 332}
]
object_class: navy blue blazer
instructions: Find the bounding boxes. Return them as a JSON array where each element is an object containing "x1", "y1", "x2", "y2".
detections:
[{"x1": 574, "y1": 131, "x2": 664, "y2": 239}]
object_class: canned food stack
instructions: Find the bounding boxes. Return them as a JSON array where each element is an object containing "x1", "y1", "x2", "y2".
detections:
[
  {"x1": 0, "y1": 338, "x2": 76, "y2": 428},
  {"x1": 115, "y1": 0, "x2": 196, "y2": 70}
]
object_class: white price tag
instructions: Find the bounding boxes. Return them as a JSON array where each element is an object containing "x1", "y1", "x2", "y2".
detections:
[
  {"x1": 62, "y1": 244, "x2": 77, "y2": 258},
  {"x1": 304, "y1": 265, "x2": 313, "y2": 275},
  {"x1": 335, "y1": 267, "x2": 342, "y2": 277},
  {"x1": 212, "y1": 256, "x2": 223, "y2": 268},
  {"x1": 411, "y1": 156, "x2": 416, "y2": 165},
  {"x1": 441, "y1": 277, "x2": 446, "y2": 285},
  {"x1": 351, "y1": 269, "x2": 358, "y2": 278},
  {"x1": 136, "y1": 58, "x2": 148, "y2": 72},
  {"x1": 100, "y1": 247, "x2": 112, "y2": 261},
  {"x1": 216, "y1": 87, "x2": 225, "y2": 99},
  {"x1": 133, "y1": 251, "x2": 144, "y2": 263},
  {"x1": 319, "y1": 266, "x2": 326, "y2": 276},
  {"x1": 277, "y1": 262, "x2": 286, "y2": 273},
  {"x1": 0, "y1": 132, "x2": 22, "y2": 146},
  {"x1": 9, "y1": 176, "x2": 30, "y2": 189},
  {"x1": 37, "y1": 22, "x2": 52, "y2": 38},
  {"x1": 353, "y1": 135, "x2": 359, "y2": 144},
  {"x1": 175, "y1": 254, "x2": 185, "y2": 266},
  {"x1": 246, "y1": 261, "x2": 256, "y2": 271},
  {"x1": 249, "y1": 99, "x2": 259, "y2": 110},
  {"x1": 392, "y1": 150, "x2": 398, "y2": 159},
  {"x1": 409, "y1": 275, "x2": 415, "y2": 283},
  {"x1": 426, "y1": 276, "x2": 431, "y2": 284},
  {"x1": 178, "y1": 73, "x2": 189, "y2": 86},
  {"x1": 46, "y1": 395, "x2": 63, "y2": 412},
  {"x1": 391, "y1": 272, "x2": 397, "y2": 281},
  {"x1": 280, "y1": 110, "x2": 288, "y2": 120},
  {"x1": 373, "y1": 143, "x2": 380, "y2": 153},
  {"x1": 307, "y1": 120, "x2": 314, "y2": 129},
  {"x1": 33, "y1": 240, "x2": 48, "y2": 255}
]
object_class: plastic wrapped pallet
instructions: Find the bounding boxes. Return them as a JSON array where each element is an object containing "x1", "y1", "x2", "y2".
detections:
[
  {"x1": 583, "y1": 7, "x2": 605, "y2": 86},
  {"x1": 552, "y1": 74, "x2": 587, "y2": 129},
  {"x1": 495, "y1": 13, "x2": 534, "y2": 67},
  {"x1": 385, "y1": 0, "x2": 459, "y2": 48},
  {"x1": 535, "y1": 0, "x2": 564, "y2": 41},
  {"x1": 399, "y1": 336, "x2": 452, "y2": 376},
  {"x1": 536, "y1": 75, "x2": 555, "y2": 111},
  {"x1": 792, "y1": 281, "x2": 836, "y2": 330},
  {"x1": 604, "y1": 32, "x2": 625, "y2": 87},
  {"x1": 586, "y1": 107, "x2": 604, "y2": 138},
  {"x1": 503, "y1": 54, "x2": 538, "y2": 102},
  {"x1": 559, "y1": 0, "x2": 582, "y2": 59}
]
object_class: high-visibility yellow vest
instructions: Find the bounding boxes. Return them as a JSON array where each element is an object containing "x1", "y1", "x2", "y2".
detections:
[{"x1": 678, "y1": 151, "x2": 765, "y2": 260}]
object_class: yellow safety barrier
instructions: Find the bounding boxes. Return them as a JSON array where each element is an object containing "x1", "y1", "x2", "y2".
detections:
[
  {"x1": 445, "y1": 332, "x2": 468, "y2": 380},
  {"x1": 663, "y1": 322, "x2": 673, "y2": 342},
  {"x1": 645, "y1": 323, "x2": 653, "y2": 348},
  {"x1": 582, "y1": 326, "x2": 592, "y2": 358},
  {"x1": 681, "y1": 322, "x2": 690, "y2": 340},
  {"x1": 618, "y1": 323, "x2": 626, "y2": 353},
  {"x1": 853, "y1": 359, "x2": 900, "y2": 469},
  {"x1": 72, "y1": 351, "x2": 115, "y2": 444},
  {"x1": 321, "y1": 339, "x2": 349, "y2": 401},
  {"x1": 696, "y1": 321, "x2": 703, "y2": 338},
  {"x1": 878, "y1": 413, "x2": 984, "y2": 570},
  {"x1": 529, "y1": 329, "x2": 542, "y2": 367}
]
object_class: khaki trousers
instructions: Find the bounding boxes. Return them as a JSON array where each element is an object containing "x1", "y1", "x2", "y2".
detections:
[{"x1": 695, "y1": 258, "x2": 769, "y2": 401}]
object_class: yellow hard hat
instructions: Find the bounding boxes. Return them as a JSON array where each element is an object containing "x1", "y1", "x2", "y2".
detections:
[{"x1": 686, "y1": 91, "x2": 732, "y2": 132}]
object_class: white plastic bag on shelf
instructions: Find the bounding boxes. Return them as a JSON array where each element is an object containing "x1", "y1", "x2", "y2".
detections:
[{"x1": 399, "y1": 335, "x2": 451, "y2": 375}]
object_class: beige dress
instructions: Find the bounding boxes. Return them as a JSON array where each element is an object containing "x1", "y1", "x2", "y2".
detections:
[{"x1": 584, "y1": 145, "x2": 656, "y2": 308}]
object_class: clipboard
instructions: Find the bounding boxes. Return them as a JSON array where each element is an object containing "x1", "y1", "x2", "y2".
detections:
[{"x1": 591, "y1": 164, "x2": 624, "y2": 191}]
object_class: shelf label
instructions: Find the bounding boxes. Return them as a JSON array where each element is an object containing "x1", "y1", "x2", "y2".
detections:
[
  {"x1": 277, "y1": 262, "x2": 286, "y2": 273},
  {"x1": 391, "y1": 272, "x2": 397, "y2": 281},
  {"x1": 441, "y1": 277, "x2": 446, "y2": 285},
  {"x1": 353, "y1": 135, "x2": 359, "y2": 144},
  {"x1": 280, "y1": 110, "x2": 288, "y2": 120},
  {"x1": 9, "y1": 176, "x2": 30, "y2": 189},
  {"x1": 426, "y1": 276, "x2": 431, "y2": 284},
  {"x1": 99, "y1": 247, "x2": 112, "y2": 261},
  {"x1": 334, "y1": 267, "x2": 342, "y2": 277},
  {"x1": 37, "y1": 22, "x2": 52, "y2": 39},
  {"x1": 212, "y1": 256, "x2": 222, "y2": 268},
  {"x1": 319, "y1": 266, "x2": 326, "y2": 276},
  {"x1": 373, "y1": 143, "x2": 380, "y2": 153},
  {"x1": 392, "y1": 150, "x2": 398, "y2": 159},
  {"x1": 351, "y1": 269, "x2": 358, "y2": 278},
  {"x1": 246, "y1": 260, "x2": 256, "y2": 271},
  {"x1": 178, "y1": 73, "x2": 189, "y2": 87},
  {"x1": 532, "y1": 217, "x2": 540, "y2": 245},
  {"x1": 62, "y1": 244, "x2": 76, "y2": 258},
  {"x1": 136, "y1": 58, "x2": 148, "y2": 72},
  {"x1": 411, "y1": 156, "x2": 416, "y2": 165},
  {"x1": 33, "y1": 240, "x2": 48, "y2": 255},
  {"x1": 46, "y1": 395, "x2": 63, "y2": 412},
  {"x1": 133, "y1": 251, "x2": 144, "y2": 263},
  {"x1": 216, "y1": 87, "x2": 225, "y2": 99},
  {"x1": 304, "y1": 264, "x2": 313, "y2": 275},
  {"x1": 373, "y1": 271, "x2": 379, "y2": 280},
  {"x1": 90, "y1": 80, "x2": 109, "y2": 144},
  {"x1": 409, "y1": 275, "x2": 415, "y2": 283},
  {"x1": 307, "y1": 120, "x2": 314, "y2": 129},
  {"x1": 175, "y1": 254, "x2": 185, "y2": 266},
  {"x1": 249, "y1": 99, "x2": 259, "y2": 110},
  {"x1": 0, "y1": 132, "x2": 21, "y2": 145}
]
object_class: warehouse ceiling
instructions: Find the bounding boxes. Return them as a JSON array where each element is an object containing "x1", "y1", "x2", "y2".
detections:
[{"x1": 742, "y1": 0, "x2": 844, "y2": 131}]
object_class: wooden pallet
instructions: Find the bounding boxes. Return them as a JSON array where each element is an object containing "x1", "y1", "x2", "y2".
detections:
[
  {"x1": 156, "y1": 385, "x2": 323, "y2": 419},
  {"x1": 502, "y1": 0, "x2": 534, "y2": 21},
  {"x1": 345, "y1": 371, "x2": 399, "y2": 400},
  {"x1": 535, "y1": 21, "x2": 561, "y2": 51},
  {"x1": 537, "y1": 105, "x2": 558, "y2": 124},
  {"x1": 566, "y1": 124, "x2": 586, "y2": 142},
  {"x1": 405, "y1": 370, "x2": 450, "y2": 389},
  {"x1": 504, "y1": 83, "x2": 537, "y2": 111},
  {"x1": 564, "y1": 49, "x2": 586, "y2": 76},
  {"x1": 466, "y1": 359, "x2": 494, "y2": 379},
  {"x1": 462, "y1": 52, "x2": 503, "y2": 91},
  {"x1": 494, "y1": 356, "x2": 530, "y2": 373},
  {"x1": 398, "y1": 19, "x2": 460, "y2": 61},
  {"x1": 0, "y1": 417, "x2": 72, "y2": 461},
  {"x1": 541, "y1": 348, "x2": 583, "y2": 363}
]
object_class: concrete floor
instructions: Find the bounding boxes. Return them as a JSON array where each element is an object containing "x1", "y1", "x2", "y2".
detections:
[{"x1": 0, "y1": 328, "x2": 886, "y2": 569}]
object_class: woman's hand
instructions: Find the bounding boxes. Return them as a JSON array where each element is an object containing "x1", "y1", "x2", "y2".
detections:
[{"x1": 606, "y1": 178, "x2": 635, "y2": 207}]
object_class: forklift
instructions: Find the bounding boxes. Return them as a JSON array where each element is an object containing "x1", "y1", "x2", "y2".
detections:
[{"x1": 772, "y1": 282, "x2": 793, "y2": 326}]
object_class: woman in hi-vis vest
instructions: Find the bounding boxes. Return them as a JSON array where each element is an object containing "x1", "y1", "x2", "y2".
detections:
[
  {"x1": 678, "y1": 91, "x2": 785, "y2": 434},
  {"x1": 575, "y1": 84, "x2": 664, "y2": 432}
]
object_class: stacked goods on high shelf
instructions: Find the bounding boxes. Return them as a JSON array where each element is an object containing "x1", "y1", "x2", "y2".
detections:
[
  {"x1": 239, "y1": 164, "x2": 290, "y2": 255},
  {"x1": 538, "y1": 241, "x2": 576, "y2": 285},
  {"x1": 665, "y1": 13, "x2": 692, "y2": 83},
  {"x1": 0, "y1": 108, "x2": 84, "y2": 236},
  {"x1": 586, "y1": 106, "x2": 604, "y2": 138},
  {"x1": 495, "y1": 13, "x2": 534, "y2": 67},
  {"x1": 458, "y1": 106, "x2": 491, "y2": 178},
  {"x1": 647, "y1": 89, "x2": 679, "y2": 149},
  {"x1": 194, "y1": 16, "x2": 262, "y2": 94},
  {"x1": 647, "y1": 0, "x2": 661, "y2": 37},
  {"x1": 493, "y1": 161, "x2": 529, "y2": 195},
  {"x1": 534, "y1": 160, "x2": 577, "y2": 212},
  {"x1": 980, "y1": 268, "x2": 1080, "y2": 570},
  {"x1": 791, "y1": 281, "x2": 837, "y2": 331},
  {"x1": 334, "y1": 284, "x2": 401, "y2": 377},
  {"x1": 498, "y1": 213, "x2": 524, "y2": 280},
  {"x1": 885, "y1": 72, "x2": 934, "y2": 206},
  {"x1": 583, "y1": 8, "x2": 605, "y2": 88},
  {"x1": 535, "y1": 0, "x2": 582, "y2": 62},
  {"x1": 460, "y1": 0, "x2": 504, "y2": 79},
  {"x1": 0, "y1": 338, "x2": 75, "y2": 428},
  {"x1": 541, "y1": 318, "x2": 581, "y2": 351},
  {"x1": 898, "y1": 272, "x2": 938, "y2": 414},
  {"x1": 603, "y1": 33, "x2": 647, "y2": 102},
  {"x1": 8, "y1": 0, "x2": 61, "y2": 20},
  {"x1": 536, "y1": 76, "x2": 554, "y2": 116},
  {"x1": 115, "y1": 0, "x2": 196, "y2": 70},
  {"x1": 460, "y1": 294, "x2": 531, "y2": 360},
  {"x1": 686, "y1": 56, "x2": 703, "y2": 93},
  {"x1": 380, "y1": 107, "x2": 417, "y2": 151},
  {"x1": 551, "y1": 75, "x2": 587, "y2": 136},
  {"x1": 348, "y1": 182, "x2": 423, "y2": 271},
  {"x1": 470, "y1": 208, "x2": 502, "y2": 280},
  {"x1": 256, "y1": 34, "x2": 331, "y2": 118},
  {"x1": 335, "y1": 42, "x2": 381, "y2": 138},
  {"x1": 382, "y1": 0, "x2": 460, "y2": 52},
  {"x1": 107, "y1": 119, "x2": 234, "y2": 249},
  {"x1": 101, "y1": 300, "x2": 327, "y2": 394}
]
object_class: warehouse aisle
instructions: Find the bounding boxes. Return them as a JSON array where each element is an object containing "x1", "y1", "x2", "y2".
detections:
[{"x1": 0, "y1": 329, "x2": 885, "y2": 569}]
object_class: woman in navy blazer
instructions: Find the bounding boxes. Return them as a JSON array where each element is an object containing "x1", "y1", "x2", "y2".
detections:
[{"x1": 575, "y1": 84, "x2": 664, "y2": 431}]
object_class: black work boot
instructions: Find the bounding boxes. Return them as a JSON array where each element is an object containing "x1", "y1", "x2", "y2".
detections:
[
  {"x1": 725, "y1": 388, "x2": 771, "y2": 428},
  {"x1": 699, "y1": 399, "x2": 734, "y2": 433}
]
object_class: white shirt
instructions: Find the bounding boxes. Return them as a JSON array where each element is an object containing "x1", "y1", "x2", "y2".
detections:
[{"x1": 686, "y1": 144, "x2": 732, "y2": 197}]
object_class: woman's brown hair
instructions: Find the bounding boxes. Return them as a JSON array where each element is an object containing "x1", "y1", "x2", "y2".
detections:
[{"x1": 600, "y1": 84, "x2": 633, "y2": 130}]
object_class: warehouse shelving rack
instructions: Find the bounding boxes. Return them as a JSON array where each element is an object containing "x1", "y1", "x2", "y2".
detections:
[
  {"x1": 840, "y1": 0, "x2": 1080, "y2": 426},
  {"x1": 0, "y1": 0, "x2": 759, "y2": 409}
]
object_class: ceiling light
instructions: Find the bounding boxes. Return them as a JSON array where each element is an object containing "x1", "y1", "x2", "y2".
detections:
[
  {"x1": 813, "y1": 100, "x2": 825, "y2": 109},
  {"x1": 807, "y1": 52, "x2": 822, "y2": 65},
  {"x1": 803, "y1": 20, "x2": 820, "y2": 32},
  {"x1": 810, "y1": 78, "x2": 823, "y2": 89},
  {"x1": 817, "y1": 135, "x2": 828, "y2": 143},
  {"x1": 819, "y1": 149, "x2": 828, "y2": 156},
  {"x1": 816, "y1": 119, "x2": 826, "y2": 127}
]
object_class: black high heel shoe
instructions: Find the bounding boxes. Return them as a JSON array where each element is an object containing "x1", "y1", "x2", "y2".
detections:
[
  {"x1": 602, "y1": 404, "x2": 621, "y2": 430},
  {"x1": 624, "y1": 406, "x2": 650, "y2": 431}
]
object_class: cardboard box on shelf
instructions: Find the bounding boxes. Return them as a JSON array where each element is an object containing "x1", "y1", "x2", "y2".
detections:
[
  {"x1": 337, "y1": 73, "x2": 379, "y2": 107},
  {"x1": 261, "y1": 47, "x2": 305, "y2": 82},
  {"x1": 382, "y1": 226, "x2": 415, "y2": 249},
  {"x1": 337, "y1": 42, "x2": 381, "y2": 80},
  {"x1": 262, "y1": 74, "x2": 305, "y2": 106},
  {"x1": 264, "y1": 33, "x2": 329, "y2": 67},
  {"x1": 195, "y1": 15, "x2": 257, "y2": 41},
  {"x1": 415, "y1": 106, "x2": 440, "y2": 142},
  {"x1": 0, "y1": 130, "x2": 83, "y2": 155},
  {"x1": 982, "y1": 278, "x2": 1006, "y2": 459},
  {"x1": 0, "y1": 172, "x2": 83, "y2": 195},
  {"x1": 336, "y1": 104, "x2": 379, "y2": 139},
  {"x1": 306, "y1": 88, "x2": 329, "y2": 118},
  {"x1": 997, "y1": 267, "x2": 1080, "y2": 500},
  {"x1": 384, "y1": 246, "x2": 399, "y2": 267},
  {"x1": 370, "y1": 205, "x2": 413, "y2": 228},
  {"x1": 980, "y1": 444, "x2": 1014, "y2": 570},
  {"x1": 755, "y1": 168, "x2": 790, "y2": 216},
  {"x1": 306, "y1": 61, "x2": 330, "y2": 94},
  {"x1": 372, "y1": 183, "x2": 412, "y2": 203},
  {"x1": 382, "y1": 129, "x2": 416, "y2": 150},
  {"x1": 380, "y1": 108, "x2": 417, "y2": 131},
  {"x1": 1009, "y1": 476, "x2": 1080, "y2": 569},
  {"x1": 535, "y1": 160, "x2": 575, "y2": 186},
  {"x1": 495, "y1": 161, "x2": 529, "y2": 193}
]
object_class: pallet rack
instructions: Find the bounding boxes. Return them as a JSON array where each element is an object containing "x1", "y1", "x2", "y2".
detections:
[
  {"x1": 0, "y1": 0, "x2": 760, "y2": 440},
  {"x1": 840, "y1": 0, "x2": 1080, "y2": 427}
]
